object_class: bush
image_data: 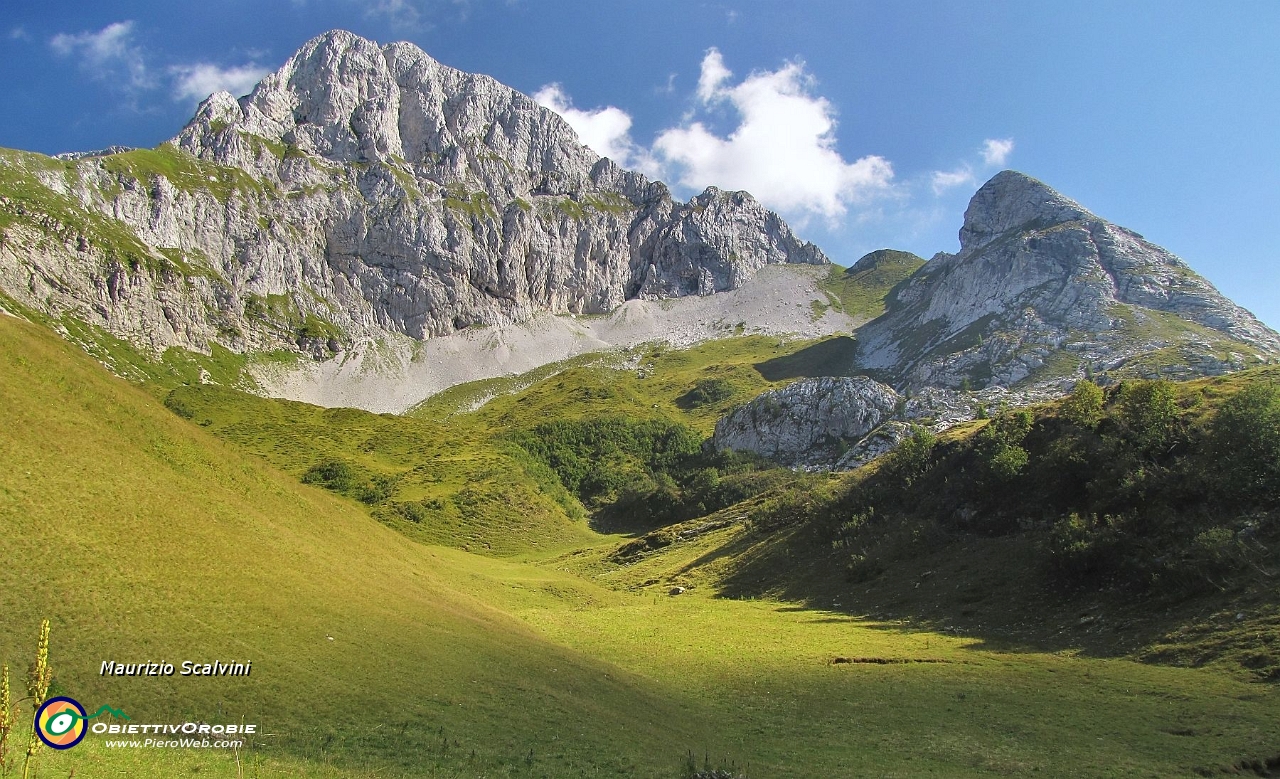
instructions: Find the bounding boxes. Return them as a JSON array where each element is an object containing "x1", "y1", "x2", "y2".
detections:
[
  {"x1": 512, "y1": 417, "x2": 703, "y2": 503},
  {"x1": 1060, "y1": 379, "x2": 1104, "y2": 428},
  {"x1": 1046, "y1": 512, "x2": 1130, "y2": 584},
  {"x1": 1208, "y1": 382, "x2": 1280, "y2": 507},
  {"x1": 1117, "y1": 379, "x2": 1179, "y2": 456},
  {"x1": 975, "y1": 409, "x2": 1032, "y2": 484},
  {"x1": 513, "y1": 417, "x2": 788, "y2": 525},
  {"x1": 988, "y1": 445, "x2": 1029, "y2": 480},
  {"x1": 1185, "y1": 526, "x2": 1245, "y2": 576},
  {"x1": 677, "y1": 378, "x2": 736, "y2": 408},
  {"x1": 886, "y1": 425, "x2": 935, "y2": 485},
  {"x1": 302, "y1": 459, "x2": 359, "y2": 492},
  {"x1": 302, "y1": 459, "x2": 397, "y2": 505}
]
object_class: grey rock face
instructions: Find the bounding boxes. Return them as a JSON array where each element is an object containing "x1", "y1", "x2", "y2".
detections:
[
  {"x1": 0, "y1": 29, "x2": 825, "y2": 358},
  {"x1": 712, "y1": 377, "x2": 900, "y2": 468},
  {"x1": 709, "y1": 373, "x2": 1063, "y2": 471},
  {"x1": 855, "y1": 170, "x2": 1280, "y2": 391}
]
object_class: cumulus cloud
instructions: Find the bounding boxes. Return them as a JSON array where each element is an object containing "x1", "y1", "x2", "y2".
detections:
[
  {"x1": 9, "y1": 26, "x2": 31, "y2": 41},
  {"x1": 50, "y1": 21, "x2": 151, "y2": 89},
  {"x1": 653, "y1": 48, "x2": 893, "y2": 223},
  {"x1": 538, "y1": 48, "x2": 895, "y2": 224},
  {"x1": 982, "y1": 137, "x2": 1015, "y2": 166},
  {"x1": 931, "y1": 168, "x2": 976, "y2": 195},
  {"x1": 533, "y1": 83, "x2": 660, "y2": 175},
  {"x1": 931, "y1": 138, "x2": 1016, "y2": 196},
  {"x1": 170, "y1": 62, "x2": 268, "y2": 102},
  {"x1": 50, "y1": 20, "x2": 269, "y2": 106},
  {"x1": 696, "y1": 48, "x2": 732, "y2": 102}
]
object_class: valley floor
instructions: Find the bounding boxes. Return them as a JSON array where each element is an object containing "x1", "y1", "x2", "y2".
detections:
[{"x1": 28, "y1": 572, "x2": 1280, "y2": 778}]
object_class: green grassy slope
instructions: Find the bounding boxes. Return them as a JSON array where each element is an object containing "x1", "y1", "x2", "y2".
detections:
[
  {"x1": 525, "y1": 589, "x2": 1280, "y2": 778},
  {"x1": 418, "y1": 335, "x2": 858, "y2": 437},
  {"x1": 163, "y1": 334, "x2": 842, "y2": 551},
  {"x1": 165, "y1": 384, "x2": 595, "y2": 556},
  {"x1": 6, "y1": 310, "x2": 1280, "y2": 777},
  {"x1": 0, "y1": 313, "x2": 703, "y2": 778},
  {"x1": 142, "y1": 334, "x2": 860, "y2": 561},
  {"x1": 817, "y1": 249, "x2": 926, "y2": 321}
]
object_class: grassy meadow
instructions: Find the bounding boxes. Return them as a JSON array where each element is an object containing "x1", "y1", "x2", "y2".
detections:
[{"x1": 3, "y1": 306, "x2": 1280, "y2": 777}]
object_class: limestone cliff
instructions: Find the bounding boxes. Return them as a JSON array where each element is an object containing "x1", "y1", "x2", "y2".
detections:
[{"x1": 0, "y1": 30, "x2": 825, "y2": 359}]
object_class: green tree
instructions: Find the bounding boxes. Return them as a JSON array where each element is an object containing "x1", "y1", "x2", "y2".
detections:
[
  {"x1": 888, "y1": 425, "x2": 936, "y2": 485},
  {"x1": 976, "y1": 409, "x2": 1033, "y2": 482},
  {"x1": 1117, "y1": 379, "x2": 1179, "y2": 456},
  {"x1": 1209, "y1": 382, "x2": 1280, "y2": 506},
  {"x1": 1061, "y1": 379, "x2": 1104, "y2": 428}
]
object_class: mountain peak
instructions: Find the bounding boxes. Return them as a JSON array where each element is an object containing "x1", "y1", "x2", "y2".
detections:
[
  {"x1": 0, "y1": 27, "x2": 830, "y2": 362},
  {"x1": 958, "y1": 170, "x2": 1093, "y2": 253}
]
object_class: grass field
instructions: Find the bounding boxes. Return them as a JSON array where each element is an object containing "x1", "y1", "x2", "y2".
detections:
[
  {"x1": 4, "y1": 312, "x2": 1280, "y2": 777},
  {"x1": 0, "y1": 314, "x2": 699, "y2": 777}
]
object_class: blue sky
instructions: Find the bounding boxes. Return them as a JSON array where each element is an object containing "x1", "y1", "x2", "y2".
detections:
[{"x1": 3, "y1": 1, "x2": 1278, "y2": 327}]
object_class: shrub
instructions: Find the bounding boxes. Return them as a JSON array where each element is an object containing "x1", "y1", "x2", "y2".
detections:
[
  {"x1": 988, "y1": 445, "x2": 1029, "y2": 480},
  {"x1": 1208, "y1": 382, "x2": 1280, "y2": 507},
  {"x1": 1046, "y1": 512, "x2": 1129, "y2": 584},
  {"x1": 302, "y1": 459, "x2": 359, "y2": 492},
  {"x1": 1060, "y1": 379, "x2": 1104, "y2": 428},
  {"x1": 678, "y1": 377, "x2": 737, "y2": 408},
  {"x1": 1117, "y1": 379, "x2": 1179, "y2": 456},
  {"x1": 302, "y1": 459, "x2": 397, "y2": 505},
  {"x1": 886, "y1": 425, "x2": 935, "y2": 485},
  {"x1": 975, "y1": 409, "x2": 1033, "y2": 484}
]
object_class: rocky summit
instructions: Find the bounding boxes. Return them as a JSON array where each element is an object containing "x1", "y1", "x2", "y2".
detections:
[
  {"x1": 854, "y1": 171, "x2": 1280, "y2": 391},
  {"x1": 0, "y1": 30, "x2": 824, "y2": 358}
]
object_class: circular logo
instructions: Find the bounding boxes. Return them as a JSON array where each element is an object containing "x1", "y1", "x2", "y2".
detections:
[{"x1": 35, "y1": 697, "x2": 88, "y2": 750}]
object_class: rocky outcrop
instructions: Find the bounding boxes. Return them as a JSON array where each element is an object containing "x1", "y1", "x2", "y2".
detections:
[
  {"x1": 854, "y1": 171, "x2": 1280, "y2": 391},
  {"x1": 0, "y1": 30, "x2": 825, "y2": 358},
  {"x1": 710, "y1": 373, "x2": 1069, "y2": 470},
  {"x1": 712, "y1": 377, "x2": 900, "y2": 468}
]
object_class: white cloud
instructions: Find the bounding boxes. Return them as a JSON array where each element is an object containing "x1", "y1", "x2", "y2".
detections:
[
  {"x1": 49, "y1": 20, "x2": 270, "y2": 106},
  {"x1": 982, "y1": 137, "x2": 1014, "y2": 166},
  {"x1": 9, "y1": 26, "x2": 31, "y2": 41},
  {"x1": 696, "y1": 48, "x2": 732, "y2": 102},
  {"x1": 930, "y1": 138, "x2": 1016, "y2": 196},
  {"x1": 653, "y1": 48, "x2": 893, "y2": 223},
  {"x1": 50, "y1": 21, "x2": 151, "y2": 89},
  {"x1": 533, "y1": 83, "x2": 660, "y2": 175},
  {"x1": 931, "y1": 167, "x2": 975, "y2": 196},
  {"x1": 171, "y1": 63, "x2": 268, "y2": 102}
]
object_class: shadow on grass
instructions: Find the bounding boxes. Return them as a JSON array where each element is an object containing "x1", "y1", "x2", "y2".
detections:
[
  {"x1": 587, "y1": 507, "x2": 670, "y2": 537},
  {"x1": 753, "y1": 336, "x2": 857, "y2": 382},
  {"x1": 702, "y1": 515, "x2": 1277, "y2": 670}
]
